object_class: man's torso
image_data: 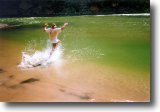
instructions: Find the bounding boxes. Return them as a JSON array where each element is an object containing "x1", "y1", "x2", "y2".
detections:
[{"x1": 46, "y1": 28, "x2": 61, "y2": 43}]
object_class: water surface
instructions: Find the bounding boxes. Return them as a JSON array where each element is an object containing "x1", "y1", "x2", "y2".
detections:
[{"x1": 0, "y1": 16, "x2": 150, "y2": 102}]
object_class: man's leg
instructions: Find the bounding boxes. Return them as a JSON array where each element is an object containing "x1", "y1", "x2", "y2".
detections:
[
  {"x1": 48, "y1": 41, "x2": 61, "y2": 59},
  {"x1": 49, "y1": 43, "x2": 57, "y2": 57}
]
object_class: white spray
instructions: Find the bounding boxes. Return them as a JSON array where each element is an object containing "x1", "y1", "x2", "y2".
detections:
[{"x1": 18, "y1": 40, "x2": 63, "y2": 68}]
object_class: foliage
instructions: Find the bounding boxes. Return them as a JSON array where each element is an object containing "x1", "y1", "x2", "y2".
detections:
[{"x1": 0, "y1": 0, "x2": 150, "y2": 17}]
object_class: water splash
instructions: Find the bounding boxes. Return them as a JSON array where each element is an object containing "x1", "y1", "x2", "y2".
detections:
[
  {"x1": 18, "y1": 37, "x2": 104, "y2": 68},
  {"x1": 18, "y1": 40, "x2": 63, "y2": 68},
  {"x1": 66, "y1": 47, "x2": 104, "y2": 62}
]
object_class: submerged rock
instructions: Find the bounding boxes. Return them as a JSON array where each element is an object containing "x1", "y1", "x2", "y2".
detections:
[
  {"x1": 68, "y1": 92, "x2": 91, "y2": 100},
  {"x1": 20, "y1": 78, "x2": 39, "y2": 84},
  {"x1": 0, "y1": 68, "x2": 5, "y2": 73}
]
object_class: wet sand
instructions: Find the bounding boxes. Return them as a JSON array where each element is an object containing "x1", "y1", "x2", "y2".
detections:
[{"x1": 0, "y1": 38, "x2": 150, "y2": 102}]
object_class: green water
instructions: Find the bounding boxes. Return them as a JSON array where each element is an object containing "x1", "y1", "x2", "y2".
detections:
[{"x1": 0, "y1": 16, "x2": 150, "y2": 74}]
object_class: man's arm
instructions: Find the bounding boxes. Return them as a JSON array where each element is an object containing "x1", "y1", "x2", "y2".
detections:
[
  {"x1": 44, "y1": 23, "x2": 48, "y2": 31},
  {"x1": 61, "y1": 22, "x2": 68, "y2": 30},
  {"x1": 44, "y1": 23, "x2": 50, "y2": 33}
]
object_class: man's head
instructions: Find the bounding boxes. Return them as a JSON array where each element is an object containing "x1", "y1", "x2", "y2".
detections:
[{"x1": 51, "y1": 24, "x2": 57, "y2": 29}]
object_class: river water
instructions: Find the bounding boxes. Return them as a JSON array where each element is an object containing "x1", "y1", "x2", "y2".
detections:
[{"x1": 0, "y1": 16, "x2": 150, "y2": 102}]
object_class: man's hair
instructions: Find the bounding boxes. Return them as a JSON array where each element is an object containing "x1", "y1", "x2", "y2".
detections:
[{"x1": 51, "y1": 23, "x2": 56, "y2": 27}]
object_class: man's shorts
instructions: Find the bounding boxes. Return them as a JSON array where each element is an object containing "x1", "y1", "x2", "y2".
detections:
[{"x1": 52, "y1": 41, "x2": 60, "y2": 48}]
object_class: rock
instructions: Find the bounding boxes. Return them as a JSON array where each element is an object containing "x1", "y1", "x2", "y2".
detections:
[
  {"x1": 0, "y1": 23, "x2": 8, "y2": 29},
  {"x1": 0, "y1": 68, "x2": 5, "y2": 73},
  {"x1": 20, "y1": 78, "x2": 39, "y2": 84}
]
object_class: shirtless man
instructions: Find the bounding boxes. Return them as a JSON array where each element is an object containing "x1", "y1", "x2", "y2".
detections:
[{"x1": 44, "y1": 22, "x2": 68, "y2": 57}]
